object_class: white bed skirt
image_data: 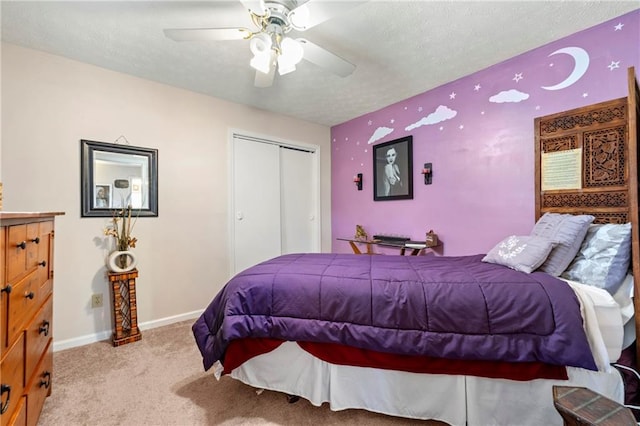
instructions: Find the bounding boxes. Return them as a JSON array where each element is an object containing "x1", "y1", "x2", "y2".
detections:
[{"x1": 230, "y1": 342, "x2": 624, "y2": 426}]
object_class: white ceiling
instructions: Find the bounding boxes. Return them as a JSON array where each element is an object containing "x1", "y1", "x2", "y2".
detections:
[{"x1": 2, "y1": 1, "x2": 638, "y2": 127}]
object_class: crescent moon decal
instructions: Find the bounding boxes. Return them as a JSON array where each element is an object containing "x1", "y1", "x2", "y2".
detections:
[{"x1": 541, "y1": 47, "x2": 590, "y2": 91}]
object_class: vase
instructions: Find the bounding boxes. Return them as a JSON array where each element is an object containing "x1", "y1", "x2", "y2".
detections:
[{"x1": 107, "y1": 250, "x2": 138, "y2": 273}]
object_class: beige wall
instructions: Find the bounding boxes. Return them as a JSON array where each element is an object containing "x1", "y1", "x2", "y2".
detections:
[{"x1": 1, "y1": 43, "x2": 332, "y2": 347}]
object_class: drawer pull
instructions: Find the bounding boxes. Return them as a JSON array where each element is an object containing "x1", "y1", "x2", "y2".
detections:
[
  {"x1": 39, "y1": 320, "x2": 50, "y2": 336},
  {"x1": 0, "y1": 384, "x2": 10, "y2": 415},
  {"x1": 39, "y1": 372, "x2": 51, "y2": 389},
  {"x1": 31, "y1": 237, "x2": 40, "y2": 244},
  {"x1": 16, "y1": 241, "x2": 26, "y2": 250},
  {"x1": 1, "y1": 285, "x2": 12, "y2": 295},
  {"x1": 38, "y1": 260, "x2": 47, "y2": 267},
  {"x1": 25, "y1": 291, "x2": 35, "y2": 300}
]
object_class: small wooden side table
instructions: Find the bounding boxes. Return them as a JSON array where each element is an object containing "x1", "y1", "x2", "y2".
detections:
[
  {"x1": 552, "y1": 385, "x2": 636, "y2": 425},
  {"x1": 108, "y1": 269, "x2": 142, "y2": 346}
]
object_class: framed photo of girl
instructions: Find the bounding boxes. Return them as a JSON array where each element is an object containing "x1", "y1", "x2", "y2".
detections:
[
  {"x1": 94, "y1": 183, "x2": 111, "y2": 208},
  {"x1": 373, "y1": 135, "x2": 413, "y2": 201}
]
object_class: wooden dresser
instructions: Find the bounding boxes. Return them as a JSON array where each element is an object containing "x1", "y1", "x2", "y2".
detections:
[{"x1": 0, "y1": 212, "x2": 63, "y2": 426}]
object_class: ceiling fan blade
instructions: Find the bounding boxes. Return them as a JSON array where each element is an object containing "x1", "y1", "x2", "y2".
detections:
[
  {"x1": 164, "y1": 28, "x2": 250, "y2": 42},
  {"x1": 298, "y1": 38, "x2": 355, "y2": 77},
  {"x1": 290, "y1": 1, "x2": 367, "y2": 31},
  {"x1": 239, "y1": 0, "x2": 267, "y2": 16}
]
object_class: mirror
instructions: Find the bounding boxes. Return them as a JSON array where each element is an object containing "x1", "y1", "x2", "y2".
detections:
[{"x1": 81, "y1": 139, "x2": 158, "y2": 217}]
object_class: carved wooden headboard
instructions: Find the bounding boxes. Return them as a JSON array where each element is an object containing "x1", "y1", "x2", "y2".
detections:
[{"x1": 534, "y1": 67, "x2": 640, "y2": 361}]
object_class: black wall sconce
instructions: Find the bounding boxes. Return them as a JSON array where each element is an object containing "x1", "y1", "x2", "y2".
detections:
[
  {"x1": 354, "y1": 173, "x2": 363, "y2": 191},
  {"x1": 422, "y1": 163, "x2": 433, "y2": 185}
]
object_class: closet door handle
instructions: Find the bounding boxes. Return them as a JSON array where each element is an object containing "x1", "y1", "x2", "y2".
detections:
[
  {"x1": 31, "y1": 237, "x2": 40, "y2": 244},
  {"x1": 16, "y1": 241, "x2": 26, "y2": 250},
  {"x1": 1, "y1": 285, "x2": 12, "y2": 295},
  {"x1": 38, "y1": 260, "x2": 47, "y2": 267},
  {"x1": 25, "y1": 291, "x2": 35, "y2": 300}
]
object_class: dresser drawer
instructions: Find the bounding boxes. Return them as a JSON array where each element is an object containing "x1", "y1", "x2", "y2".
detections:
[
  {"x1": 6, "y1": 225, "x2": 39, "y2": 286},
  {"x1": 24, "y1": 297, "x2": 52, "y2": 383},
  {"x1": 25, "y1": 342, "x2": 51, "y2": 426},
  {"x1": 0, "y1": 333, "x2": 25, "y2": 426},
  {"x1": 6, "y1": 274, "x2": 39, "y2": 348},
  {"x1": 4, "y1": 397, "x2": 26, "y2": 426}
]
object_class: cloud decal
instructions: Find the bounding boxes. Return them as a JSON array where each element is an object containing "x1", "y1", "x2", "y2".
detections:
[
  {"x1": 368, "y1": 126, "x2": 394, "y2": 144},
  {"x1": 489, "y1": 89, "x2": 530, "y2": 103},
  {"x1": 405, "y1": 105, "x2": 457, "y2": 131}
]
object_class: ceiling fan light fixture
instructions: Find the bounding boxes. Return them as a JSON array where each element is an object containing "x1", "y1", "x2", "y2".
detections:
[
  {"x1": 280, "y1": 37, "x2": 303, "y2": 62},
  {"x1": 277, "y1": 58, "x2": 296, "y2": 75},
  {"x1": 249, "y1": 32, "x2": 272, "y2": 56},
  {"x1": 276, "y1": 37, "x2": 303, "y2": 76},
  {"x1": 250, "y1": 51, "x2": 273, "y2": 74}
]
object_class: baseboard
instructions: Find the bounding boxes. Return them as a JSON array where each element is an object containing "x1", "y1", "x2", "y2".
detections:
[{"x1": 52, "y1": 309, "x2": 204, "y2": 352}]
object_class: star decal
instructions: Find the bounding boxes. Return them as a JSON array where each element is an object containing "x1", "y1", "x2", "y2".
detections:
[
  {"x1": 582, "y1": 93, "x2": 589, "y2": 98},
  {"x1": 513, "y1": 73, "x2": 523, "y2": 83},
  {"x1": 390, "y1": 119, "x2": 395, "y2": 124},
  {"x1": 368, "y1": 120, "x2": 372, "y2": 126},
  {"x1": 608, "y1": 61, "x2": 620, "y2": 71},
  {"x1": 439, "y1": 126, "x2": 444, "y2": 131},
  {"x1": 459, "y1": 125, "x2": 464, "y2": 130},
  {"x1": 614, "y1": 22, "x2": 624, "y2": 31},
  {"x1": 450, "y1": 92, "x2": 456, "y2": 99},
  {"x1": 535, "y1": 106, "x2": 541, "y2": 110},
  {"x1": 474, "y1": 84, "x2": 481, "y2": 91},
  {"x1": 418, "y1": 106, "x2": 423, "y2": 112}
]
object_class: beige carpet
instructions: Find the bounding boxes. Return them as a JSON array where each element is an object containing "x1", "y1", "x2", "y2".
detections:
[{"x1": 39, "y1": 320, "x2": 443, "y2": 425}]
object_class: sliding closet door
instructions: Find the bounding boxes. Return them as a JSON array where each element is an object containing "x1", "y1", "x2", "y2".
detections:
[
  {"x1": 232, "y1": 137, "x2": 282, "y2": 274},
  {"x1": 231, "y1": 134, "x2": 320, "y2": 275},
  {"x1": 280, "y1": 146, "x2": 317, "y2": 254}
]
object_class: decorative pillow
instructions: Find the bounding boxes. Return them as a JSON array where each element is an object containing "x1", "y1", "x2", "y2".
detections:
[
  {"x1": 561, "y1": 223, "x2": 632, "y2": 294},
  {"x1": 482, "y1": 235, "x2": 556, "y2": 273},
  {"x1": 531, "y1": 213, "x2": 594, "y2": 276}
]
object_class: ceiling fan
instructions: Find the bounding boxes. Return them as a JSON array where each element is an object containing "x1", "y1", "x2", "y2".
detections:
[{"x1": 164, "y1": 0, "x2": 361, "y2": 88}]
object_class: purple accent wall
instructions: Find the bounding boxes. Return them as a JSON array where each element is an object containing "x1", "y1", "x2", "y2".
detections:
[{"x1": 331, "y1": 10, "x2": 640, "y2": 256}]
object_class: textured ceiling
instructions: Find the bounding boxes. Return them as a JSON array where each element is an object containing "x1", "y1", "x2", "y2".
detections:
[{"x1": 2, "y1": 1, "x2": 638, "y2": 127}]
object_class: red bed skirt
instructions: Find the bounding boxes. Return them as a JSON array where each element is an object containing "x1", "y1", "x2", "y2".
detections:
[{"x1": 223, "y1": 338, "x2": 568, "y2": 381}]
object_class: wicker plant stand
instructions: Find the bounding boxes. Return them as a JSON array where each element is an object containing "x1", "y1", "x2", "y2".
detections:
[{"x1": 108, "y1": 269, "x2": 142, "y2": 346}]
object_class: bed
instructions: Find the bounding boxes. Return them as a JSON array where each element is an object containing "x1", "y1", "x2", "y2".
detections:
[{"x1": 192, "y1": 67, "x2": 640, "y2": 425}]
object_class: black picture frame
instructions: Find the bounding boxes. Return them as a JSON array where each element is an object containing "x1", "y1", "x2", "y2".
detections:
[
  {"x1": 373, "y1": 136, "x2": 413, "y2": 201},
  {"x1": 81, "y1": 139, "x2": 159, "y2": 217}
]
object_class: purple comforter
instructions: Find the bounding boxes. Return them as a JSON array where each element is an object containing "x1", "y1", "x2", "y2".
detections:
[{"x1": 193, "y1": 253, "x2": 597, "y2": 372}]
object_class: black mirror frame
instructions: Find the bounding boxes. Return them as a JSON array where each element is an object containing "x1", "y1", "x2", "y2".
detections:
[{"x1": 81, "y1": 139, "x2": 159, "y2": 217}]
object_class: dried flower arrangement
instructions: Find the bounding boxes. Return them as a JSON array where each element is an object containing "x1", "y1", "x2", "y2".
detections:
[{"x1": 104, "y1": 205, "x2": 138, "y2": 252}]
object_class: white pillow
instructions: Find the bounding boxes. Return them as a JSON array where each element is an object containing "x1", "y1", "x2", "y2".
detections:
[
  {"x1": 482, "y1": 235, "x2": 556, "y2": 273},
  {"x1": 561, "y1": 223, "x2": 631, "y2": 294}
]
